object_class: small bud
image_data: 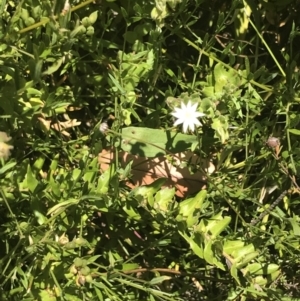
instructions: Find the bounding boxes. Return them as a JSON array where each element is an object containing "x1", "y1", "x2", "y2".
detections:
[
  {"x1": 70, "y1": 265, "x2": 78, "y2": 275},
  {"x1": 77, "y1": 275, "x2": 86, "y2": 286},
  {"x1": 74, "y1": 258, "x2": 83, "y2": 268},
  {"x1": 80, "y1": 266, "x2": 91, "y2": 276},
  {"x1": 85, "y1": 275, "x2": 93, "y2": 283},
  {"x1": 62, "y1": 0, "x2": 70, "y2": 15},
  {"x1": 58, "y1": 234, "x2": 69, "y2": 245},
  {"x1": 266, "y1": 137, "x2": 280, "y2": 148}
]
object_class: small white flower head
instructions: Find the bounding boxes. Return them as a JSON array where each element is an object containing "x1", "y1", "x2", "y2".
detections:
[
  {"x1": 171, "y1": 101, "x2": 205, "y2": 133},
  {"x1": 0, "y1": 131, "x2": 13, "y2": 160},
  {"x1": 99, "y1": 122, "x2": 109, "y2": 134}
]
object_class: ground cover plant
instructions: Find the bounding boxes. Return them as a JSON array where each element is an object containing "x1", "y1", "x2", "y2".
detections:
[{"x1": 1, "y1": 0, "x2": 300, "y2": 300}]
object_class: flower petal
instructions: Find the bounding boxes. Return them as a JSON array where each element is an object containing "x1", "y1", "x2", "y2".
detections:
[
  {"x1": 171, "y1": 100, "x2": 205, "y2": 133},
  {"x1": 173, "y1": 118, "x2": 184, "y2": 126},
  {"x1": 182, "y1": 121, "x2": 189, "y2": 133}
]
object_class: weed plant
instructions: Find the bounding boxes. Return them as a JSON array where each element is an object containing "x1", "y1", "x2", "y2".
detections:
[{"x1": 1, "y1": 0, "x2": 300, "y2": 300}]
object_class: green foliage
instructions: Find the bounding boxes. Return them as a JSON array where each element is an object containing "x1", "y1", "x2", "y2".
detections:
[{"x1": 1, "y1": 0, "x2": 300, "y2": 300}]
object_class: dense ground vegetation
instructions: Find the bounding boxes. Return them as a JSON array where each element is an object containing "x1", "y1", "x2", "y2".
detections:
[{"x1": 1, "y1": 0, "x2": 300, "y2": 300}]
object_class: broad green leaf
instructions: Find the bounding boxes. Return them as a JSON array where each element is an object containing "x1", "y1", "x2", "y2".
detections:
[
  {"x1": 288, "y1": 129, "x2": 300, "y2": 135},
  {"x1": 203, "y1": 240, "x2": 214, "y2": 265},
  {"x1": 97, "y1": 165, "x2": 115, "y2": 194},
  {"x1": 177, "y1": 190, "x2": 206, "y2": 227},
  {"x1": 214, "y1": 63, "x2": 229, "y2": 92},
  {"x1": 223, "y1": 240, "x2": 245, "y2": 254},
  {"x1": 209, "y1": 216, "x2": 231, "y2": 238},
  {"x1": 26, "y1": 164, "x2": 38, "y2": 193},
  {"x1": 231, "y1": 243, "x2": 255, "y2": 259},
  {"x1": 246, "y1": 263, "x2": 280, "y2": 275},
  {"x1": 235, "y1": 251, "x2": 259, "y2": 269},
  {"x1": 154, "y1": 187, "x2": 175, "y2": 212},
  {"x1": 121, "y1": 127, "x2": 199, "y2": 157},
  {"x1": 287, "y1": 216, "x2": 300, "y2": 236}
]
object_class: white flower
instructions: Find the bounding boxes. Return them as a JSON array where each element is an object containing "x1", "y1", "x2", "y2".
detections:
[
  {"x1": 0, "y1": 132, "x2": 13, "y2": 160},
  {"x1": 99, "y1": 121, "x2": 109, "y2": 134},
  {"x1": 171, "y1": 101, "x2": 205, "y2": 133}
]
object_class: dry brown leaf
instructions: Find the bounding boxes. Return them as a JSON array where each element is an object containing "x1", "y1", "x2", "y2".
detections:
[
  {"x1": 38, "y1": 116, "x2": 81, "y2": 137},
  {"x1": 98, "y1": 149, "x2": 215, "y2": 198}
]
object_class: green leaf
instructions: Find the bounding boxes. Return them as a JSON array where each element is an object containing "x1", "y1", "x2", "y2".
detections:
[
  {"x1": 235, "y1": 251, "x2": 259, "y2": 269},
  {"x1": 288, "y1": 129, "x2": 300, "y2": 135},
  {"x1": 94, "y1": 287, "x2": 103, "y2": 301},
  {"x1": 154, "y1": 187, "x2": 175, "y2": 212},
  {"x1": 132, "y1": 178, "x2": 166, "y2": 207},
  {"x1": 149, "y1": 276, "x2": 172, "y2": 285},
  {"x1": 26, "y1": 164, "x2": 38, "y2": 193},
  {"x1": 47, "y1": 199, "x2": 79, "y2": 216},
  {"x1": 108, "y1": 73, "x2": 126, "y2": 94},
  {"x1": 203, "y1": 240, "x2": 214, "y2": 265},
  {"x1": 287, "y1": 216, "x2": 300, "y2": 236},
  {"x1": 179, "y1": 231, "x2": 204, "y2": 259},
  {"x1": 87, "y1": 255, "x2": 102, "y2": 264},
  {"x1": 42, "y1": 57, "x2": 63, "y2": 75},
  {"x1": 121, "y1": 127, "x2": 199, "y2": 157},
  {"x1": 122, "y1": 263, "x2": 139, "y2": 271},
  {"x1": 34, "y1": 210, "x2": 47, "y2": 225},
  {"x1": 122, "y1": 203, "x2": 141, "y2": 220},
  {"x1": 0, "y1": 161, "x2": 16, "y2": 174},
  {"x1": 246, "y1": 263, "x2": 280, "y2": 275},
  {"x1": 214, "y1": 63, "x2": 229, "y2": 92},
  {"x1": 177, "y1": 190, "x2": 206, "y2": 227},
  {"x1": 231, "y1": 243, "x2": 255, "y2": 259},
  {"x1": 211, "y1": 116, "x2": 229, "y2": 143},
  {"x1": 208, "y1": 216, "x2": 231, "y2": 238},
  {"x1": 223, "y1": 240, "x2": 245, "y2": 254},
  {"x1": 230, "y1": 264, "x2": 241, "y2": 285},
  {"x1": 97, "y1": 165, "x2": 116, "y2": 194},
  {"x1": 83, "y1": 157, "x2": 99, "y2": 185}
]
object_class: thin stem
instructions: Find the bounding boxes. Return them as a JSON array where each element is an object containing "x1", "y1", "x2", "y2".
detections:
[
  {"x1": 246, "y1": 11, "x2": 286, "y2": 78},
  {"x1": 250, "y1": 190, "x2": 288, "y2": 226},
  {"x1": 0, "y1": 189, "x2": 23, "y2": 237},
  {"x1": 286, "y1": 103, "x2": 296, "y2": 174},
  {"x1": 178, "y1": 35, "x2": 273, "y2": 93}
]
